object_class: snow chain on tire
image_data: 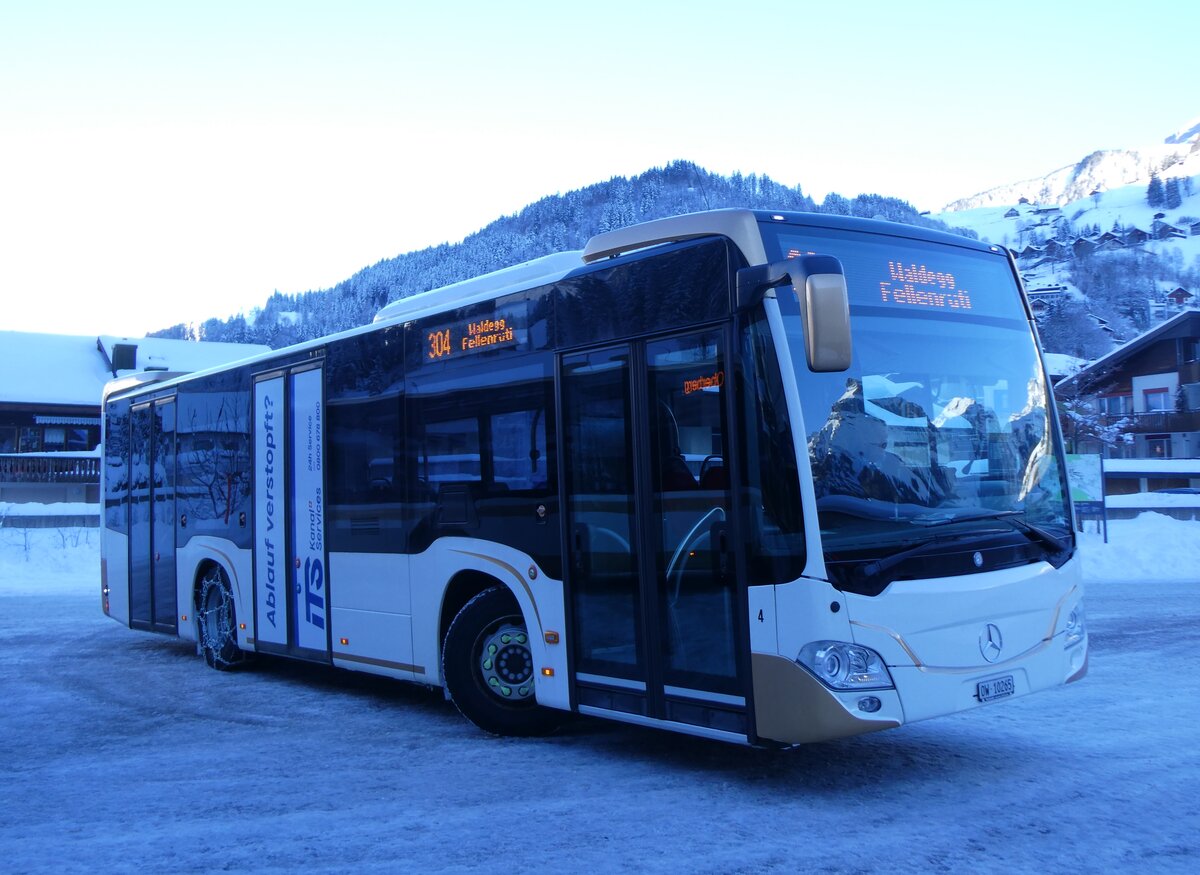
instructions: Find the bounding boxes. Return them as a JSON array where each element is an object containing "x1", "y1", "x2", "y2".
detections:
[{"x1": 197, "y1": 565, "x2": 245, "y2": 670}]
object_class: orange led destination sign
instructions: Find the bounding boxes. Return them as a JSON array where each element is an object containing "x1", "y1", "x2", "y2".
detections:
[
  {"x1": 879, "y1": 262, "x2": 972, "y2": 310},
  {"x1": 426, "y1": 317, "x2": 517, "y2": 362},
  {"x1": 683, "y1": 370, "x2": 724, "y2": 395}
]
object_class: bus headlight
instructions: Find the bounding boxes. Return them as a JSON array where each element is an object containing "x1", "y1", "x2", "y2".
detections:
[
  {"x1": 1063, "y1": 605, "x2": 1085, "y2": 648},
  {"x1": 797, "y1": 641, "x2": 893, "y2": 691}
]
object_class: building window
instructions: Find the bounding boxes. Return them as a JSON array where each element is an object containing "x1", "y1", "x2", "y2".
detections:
[
  {"x1": 42, "y1": 427, "x2": 66, "y2": 451},
  {"x1": 1145, "y1": 434, "x2": 1171, "y2": 458},
  {"x1": 1098, "y1": 394, "x2": 1131, "y2": 415},
  {"x1": 18, "y1": 428, "x2": 42, "y2": 452},
  {"x1": 1184, "y1": 383, "x2": 1200, "y2": 412},
  {"x1": 67, "y1": 428, "x2": 91, "y2": 451},
  {"x1": 1143, "y1": 389, "x2": 1170, "y2": 413}
]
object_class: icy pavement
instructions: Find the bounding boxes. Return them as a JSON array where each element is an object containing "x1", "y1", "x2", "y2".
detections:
[{"x1": 0, "y1": 524, "x2": 1197, "y2": 873}]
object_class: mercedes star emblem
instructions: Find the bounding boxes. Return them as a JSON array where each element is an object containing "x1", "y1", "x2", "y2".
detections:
[{"x1": 980, "y1": 623, "x2": 1004, "y2": 663}]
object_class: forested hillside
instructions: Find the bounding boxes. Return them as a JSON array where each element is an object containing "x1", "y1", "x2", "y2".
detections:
[{"x1": 150, "y1": 160, "x2": 973, "y2": 347}]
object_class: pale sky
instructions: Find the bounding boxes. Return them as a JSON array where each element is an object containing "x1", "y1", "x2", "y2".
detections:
[{"x1": 1, "y1": 0, "x2": 1194, "y2": 337}]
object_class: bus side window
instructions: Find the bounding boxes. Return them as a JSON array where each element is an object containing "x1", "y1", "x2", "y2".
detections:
[
  {"x1": 421, "y1": 417, "x2": 482, "y2": 486},
  {"x1": 491, "y1": 408, "x2": 548, "y2": 492}
]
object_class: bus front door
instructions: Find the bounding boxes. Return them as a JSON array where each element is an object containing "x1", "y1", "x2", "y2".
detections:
[{"x1": 562, "y1": 329, "x2": 746, "y2": 737}]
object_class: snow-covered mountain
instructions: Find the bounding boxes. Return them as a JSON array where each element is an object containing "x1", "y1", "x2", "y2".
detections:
[
  {"x1": 941, "y1": 119, "x2": 1200, "y2": 212},
  {"x1": 1165, "y1": 115, "x2": 1200, "y2": 145},
  {"x1": 931, "y1": 118, "x2": 1200, "y2": 359}
]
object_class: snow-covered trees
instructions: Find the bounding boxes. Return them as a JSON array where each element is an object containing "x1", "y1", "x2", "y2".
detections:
[
  {"x1": 1147, "y1": 173, "x2": 1165, "y2": 208},
  {"x1": 1165, "y1": 177, "x2": 1183, "y2": 210},
  {"x1": 150, "y1": 162, "x2": 973, "y2": 349}
]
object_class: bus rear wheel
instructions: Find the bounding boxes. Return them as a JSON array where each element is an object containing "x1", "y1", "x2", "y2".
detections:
[
  {"x1": 443, "y1": 585, "x2": 557, "y2": 737},
  {"x1": 197, "y1": 565, "x2": 246, "y2": 671}
]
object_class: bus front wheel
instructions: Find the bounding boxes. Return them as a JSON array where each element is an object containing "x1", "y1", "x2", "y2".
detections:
[
  {"x1": 442, "y1": 585, "x2": 557, "y2": 736},
  {"x1": 197, "y1": 565, "x2": 246, "y2": 671}
]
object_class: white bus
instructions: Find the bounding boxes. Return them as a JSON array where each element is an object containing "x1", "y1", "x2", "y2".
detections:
[{"x1": 101, "y1": 209, "x2": 1087, "y2": 746}]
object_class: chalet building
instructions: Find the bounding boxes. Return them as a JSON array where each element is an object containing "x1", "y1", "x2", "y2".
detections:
[
  {"x1": 1152, "y1": 220, "x2": 1186, "y2": 241},
  {"x1": 1004, "y1": 207, "x2": 1021, "y2": 219},
  {"x1": 1026, "y1": 285, "x2": 1068, "y2": 318},
  {"x1": 1055, "y1": 310, "x2": 1200, "y2": 515},
  {"x1": 1071, "y1": 237, "x2": 1097, "y2": 258},
  {"x1": 1124, "y1": 227, "x2": 1151, "y2": 245},
  {"x1": 0, "y1": 331, "x2": 268, "y2": 518},
  {"x1": 1167, "y1": 287, "x2": 1194, "y2": 307},
  {"x1": 1190, "y1": 220, "x2": 1200, "y2": 237},
  {"x1": 1042, "y1": 239, "x2": 1068, "y2": 259}
]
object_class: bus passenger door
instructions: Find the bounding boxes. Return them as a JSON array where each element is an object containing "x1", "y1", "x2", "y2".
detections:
[
  {"x1": 563, "y1": 330, "x2": 745, "y2": 736},
  {"x1": 129, "y1": 398, "x2": 177, "y2": 634},
  {"x1": 152, "y1": 399, "x2": 177, "y2": 630},
  {"x1": 252, "y1": 364, "x2": 331, "y2": 662},
  {"x1": 129, "y1": 403, "x2": 152, "y2": 629}
]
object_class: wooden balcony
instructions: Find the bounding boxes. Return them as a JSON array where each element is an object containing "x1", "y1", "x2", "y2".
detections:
[{"x1": 1099, "y1": 411, "x2": 1200, "y2": 433}]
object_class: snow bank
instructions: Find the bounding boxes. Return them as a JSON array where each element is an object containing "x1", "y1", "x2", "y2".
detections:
[
  {"x1": 0, "y1": 501, "x2": 98, "y2": 516},
  {"x1": 1105, "y1": 492, "x2": 1200, "y2": 509},
  {"x1": 0, "y1": 527, "x2": 100, "y2": 596},
  {"x1": 1078, "y1": 512, "x2": 1200, "y2": 583}
]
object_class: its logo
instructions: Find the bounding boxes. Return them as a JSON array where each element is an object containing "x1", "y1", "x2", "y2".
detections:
[{"x1": 304, "y1": 557, "x2": 326, "y2": 630}]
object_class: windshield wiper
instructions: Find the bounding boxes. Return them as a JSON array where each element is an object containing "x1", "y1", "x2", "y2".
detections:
[
  {"x1": 854, "y1": 530, "x2": 986, "y2": 583},
  {"x1": 913, "y1": 509, "x2": 1071, "y2": 558},
  {"x1": 854, "y1": 510, "x2": 1072, "y2": 584}
]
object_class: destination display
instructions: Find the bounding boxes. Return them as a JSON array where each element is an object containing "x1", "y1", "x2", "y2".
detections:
[
  {"x1": 878, "y1": 261, "x2": 973, "y2": 311},
  {"x1": 422, "y1": 302, "x2": 527, "y2": 363},
  {"x1": 427, "y1": 317, "x2": 517, "y2": 361},
  {"x1": 787, "y1": 246, "x2": 974, "y2": 313}
]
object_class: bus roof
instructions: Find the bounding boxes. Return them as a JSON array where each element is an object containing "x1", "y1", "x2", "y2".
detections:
[{"x1": 372, "y1": 250, "x2": 585, "y2": 325}]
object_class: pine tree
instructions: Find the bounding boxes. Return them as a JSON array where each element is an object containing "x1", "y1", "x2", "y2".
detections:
[
  {"x1": 821, "y1": 193, "x2": 851, "y2": 215},
  {"x1": 1165, "y1": 177, "x2": 1183, "y2": 210},
  {"x1": 1147, "y1": 173, "x2": 1165, "y2": 208}
]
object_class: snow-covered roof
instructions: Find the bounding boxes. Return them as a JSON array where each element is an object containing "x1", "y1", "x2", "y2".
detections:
[
  {"x1": 1042, "y1": 352, "x2": 1085, "y2": 379},
  {"x1": 95, "y1": 335, "x2": 268, "y2": 376},
  {"x1": 1055, "y1": 309, "x2": 1200, "y2": 394},
  {"x1": 0, "y1": 331, "x2": 269, "y2": 408}
]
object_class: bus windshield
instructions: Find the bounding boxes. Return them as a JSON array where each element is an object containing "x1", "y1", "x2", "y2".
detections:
[{"x1": 760, "y1": 221, "x2": 1072, "y2": 578}]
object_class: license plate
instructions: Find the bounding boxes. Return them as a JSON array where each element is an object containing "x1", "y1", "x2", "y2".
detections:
[{"x1": 976, "y1": 675, "x2": 1015, "y2": 703}]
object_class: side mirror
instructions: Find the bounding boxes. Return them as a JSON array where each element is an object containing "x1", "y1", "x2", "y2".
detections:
[{"x1": 736, "y1": 255, "x2": 852, "y2": 372}]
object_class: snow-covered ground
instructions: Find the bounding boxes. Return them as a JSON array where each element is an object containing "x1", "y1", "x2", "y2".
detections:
[{"x1": 1, "y1": 518, "x2": 1197, "y2": 873}]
